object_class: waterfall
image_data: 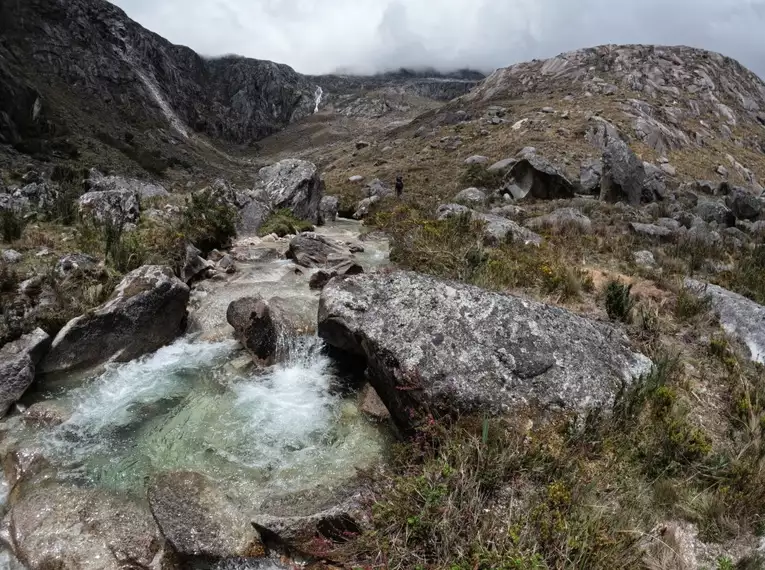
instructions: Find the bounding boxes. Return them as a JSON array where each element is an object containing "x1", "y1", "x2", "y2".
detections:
[{"x1": 313, "y1": 86, "x2": 323, "y2": 114}]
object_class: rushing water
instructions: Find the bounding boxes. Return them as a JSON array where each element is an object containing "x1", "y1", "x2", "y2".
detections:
[{"x1": 3, "y1": 220, "x2": 391, "y2": 512}]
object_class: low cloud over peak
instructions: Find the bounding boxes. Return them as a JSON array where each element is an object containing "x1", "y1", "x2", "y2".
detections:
[{"x1": 112, "y1": 0, "x2": 765, "y2": 78}]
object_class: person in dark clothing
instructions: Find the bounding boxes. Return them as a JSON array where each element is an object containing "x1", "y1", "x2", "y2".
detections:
[{"x1": 395, "y1": 176, "x2": 404, "y2": 198}]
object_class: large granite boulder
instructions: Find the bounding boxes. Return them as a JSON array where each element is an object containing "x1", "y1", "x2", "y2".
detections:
[
  {"x1": 40, "y1": 265, "x2": 189, "y2": 375},
  {"x1": 78, "y1": 189, "x2": 140, "y2": 225},
  {"x1": 148, "y1": 471, "x2": 264, "y2": 560},
  {"x1": 318, "y1": 271, "x2": 652, "y2": 432},
  {"x1": 319, "y1": 195, "x2": 339, "y2": 223},
  {"x1": 505, "y1": 155, "x2": 576, "y2": 200},
  {"x1": 589, "y1": 118, "x2": 646, "y2": 206},
  {"x1": 227, "y1": 295, "x2": 313, "y2": 363},
  {"x1": 695, "y1": 200, "x2": 736, "y2": 227},
  {"x1": 0, "y1": 328, "x2": 51, "y2": 417},
  {"x1": 685, "y1": 280, "x2": 765, "y2": 364},
  {"x1": 87, "y1": 171, "x2": 169, "y2": 199},
  {"x1": 253, "y1": 159, "x2": 324, "y2": 224},
  {"x1": 6, "y1": 482, "x2": 172, "y2": 570},
  {"x1": 725, "y1": 187, "x2": 762, "y2": 220},
  {"x1": 454, "y1": 187, "x2": 488, "y2": 208}
]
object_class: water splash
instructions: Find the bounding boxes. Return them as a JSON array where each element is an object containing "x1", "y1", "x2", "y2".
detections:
[{"x1": 313, "y1": 86, "x2": 323, "y2": 113}]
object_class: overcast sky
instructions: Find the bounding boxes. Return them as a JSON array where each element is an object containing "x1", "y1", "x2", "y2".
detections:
[{"x1": 111, "y1": 0, "x2": 765, "y2": 78}]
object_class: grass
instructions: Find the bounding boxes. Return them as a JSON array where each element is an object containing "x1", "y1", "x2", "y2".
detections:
[
  {"x1": 605, "y1": 280, "x2": 635, "y2": 323},
  {"x1": 1, "y1": 208, "x2": 27, "y2": 243},
  {"x1": 257, "y1": 208, "x2": 315, "y2": 237}
]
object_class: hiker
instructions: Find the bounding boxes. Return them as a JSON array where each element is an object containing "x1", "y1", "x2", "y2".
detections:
[{"x1": 395, "y1": 176, "x2": 404, "y2": 198}]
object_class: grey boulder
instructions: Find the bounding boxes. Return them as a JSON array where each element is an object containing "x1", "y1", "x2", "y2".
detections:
[
  {"x1": 40, "y1": 265, "x2": 189, "y2": 375},
  {"x1": 237, "y1": 199, "x2": 271, "y2": 235},
  {"x1": 695, "y1": 200, "x2": 735, "y2": 227},
  {"x1": 320, "y1": 195, "x2": 339, "y2": 223},
  {"x1": 629, "y1": 222, "x2": 675, "y2": 240},
  {"x1": 88, "y1": 172, "x2": 169, "y2": 199},
  {"x1": 505, "y1": 155, "x2": 576, "y2": 200},
  {"x1": 464, "y1": 155, "x2": 490, "y2": 165},
  {"x1": 0, "y1": 328, "x2": 51, "y2": 417},
  {"x1": 148, "y1": 471, "x2": 263, "y2": 559},
  {"x1": 227, "y1": 295, "x2": 312, "y2": 363},
  {"x1": 685, "y1": 280, "x2": 765, "y2": 364},
  {"x1": 1, "y1": 249, "x2": 22, "y2": 263},
  {"x1": 454, "y1": 187, "x2": 488, "y2": 208},
  {"x1": 78, "y1": 189, "x2": 140, "y2": 226},
  {"x1": 436, "y1": 203, "x2": 471, "y2": 221},
  {"x1": 525, "y1": 208, "x2": 592, "y2": 234},
  {"x1": 286, "y1": 233, "x2": 354, "y2": 268},
  {"x1": 580, "y1": 158, "x2": 603, "y2": 194},
  {"x1": 181, "y1": 243, "x2": 214, "y2": 283},
  {"x1": 353, "y1": 195, "x2": 380, "y2": 219},
  {"x1": 725, "y1": 187, "x2": 762, "y2": 220},
  {"x1": 253, "y1": 159, "x2": 324, "y2": 224},
  {"x1": 589, "y1": 118, "x2": 647, "y2": 206},
  {"x1": 477, "y1": 213, "x2": 543, "y2": 246},
  {"x1": 318, "y1": 271, "x2": 651, "y2": 432}
]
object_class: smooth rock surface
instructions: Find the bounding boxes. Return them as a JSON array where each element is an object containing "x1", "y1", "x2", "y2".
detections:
[
  {"x1": 506, "y1": 155, "x2": 576, "y2": 200},
  {"x1": 318, "y1": 271, "x2": 652, "y2": 432},
  {"x1": 286, "y1": 233, "x2": 354, "y2": 268},
  {"x1": 40, "y1": 265, "x2": 190, "y2": 375},
  {"x1": 685, "y1": 279, "x2": 765, "y2": 364},
  {"x1": 148, "y1": 471, "x2": 263, "y2": 559},
  {"x1": 454, "y1": 187, "x2": 488, "y2": 207}
]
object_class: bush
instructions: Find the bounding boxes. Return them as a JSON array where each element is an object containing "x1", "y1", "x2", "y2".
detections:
[
  {"x1": 675, "y1": 285, "x2": 712, "y2": 321},
  {"x1": 46, "y1": 180, "x2": 83, "y2": 225},
  {"x1": 0, "y1": 208, "x2": 26, "y2": 243},
  {"x1": 459, "y1": 164, "x2": 505, "y2": 190},
  {"x1": 179, "y1": 191, "x2": 237, "y2": 254},
  {"x1": 257, "y1": 208, "x2": 314, "y2": 237},
  {"x1": 604, "y1": 279, "x2": 634, "y2": 322}
]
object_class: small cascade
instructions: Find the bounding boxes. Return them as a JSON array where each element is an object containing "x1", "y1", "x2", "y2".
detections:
[{"x1": 313, "y1": 86, "x2": 323, "y2": 114}]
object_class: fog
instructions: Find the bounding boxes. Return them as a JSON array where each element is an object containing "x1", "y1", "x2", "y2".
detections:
[{"x1": 112, "y1": 0, "x2": 765, "y2": 78}]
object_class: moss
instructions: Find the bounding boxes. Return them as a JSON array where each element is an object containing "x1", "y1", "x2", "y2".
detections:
[{"x1": 257, "y1": 208, "x2": 314, "y2": 238}]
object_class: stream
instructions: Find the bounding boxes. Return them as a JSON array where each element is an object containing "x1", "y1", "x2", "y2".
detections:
[{"x1": 0, "y1": 219, "x2": 391, "y2": 567}]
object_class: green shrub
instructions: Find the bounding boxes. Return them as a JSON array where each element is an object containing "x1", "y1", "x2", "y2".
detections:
[
  {"x1": 46, "y1": 180, "x2": 83, "y2": 225},
  {"x1": 675, "y1": 285, "x2": 712, "y2": 321},
  {"x1": 180, "y1": 191, "x2": 237, "y2": 253},
  {"x1": 257, "y1": 208, "x2": 314, "y2": 237},
  {"x1": 604, "y1": 279, "x2": 634, "y2": 322},
  {"x1": 0, "y1": 208, "x2": 26, "y2": 243},
  {"x1": 50, "y1": 164, "x2": 84, "y2": 184},
  {"x1": 459, "y1": 164, "x2": 505, "y2": 190},
  {"x1": 722, "y1": 244, "x2": 765, "y2": 305}
]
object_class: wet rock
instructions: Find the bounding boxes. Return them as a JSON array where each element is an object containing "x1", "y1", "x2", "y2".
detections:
[
  {"x1": 227, "y1": 296, "x2": 312, "y2": 362},
  {"x1": 695, "y1": 200, "x2": 735, "y2": 227},
  {"x1": 88, "y1": 172, "x2": 169, "y2": 199},
  {"x1": 580, "y1": 158, "x2": 603, "y2": 194},
  {"x1": 525, "y1": 208, "x2": 592, "y2": 234},
  {"x1": 629, "y1": 222, "x2": 675, "y2": 240},
  {"x1": 217, "y1": 254, "x2": 236, "y2": 274},
  {"x1": 309, "y1": 261, "x2": 364, "y2": 291},
  {"x1": 253, "y1": 159, "x2": 324, "y2": 224},
  {"x1": 78, "y1": 188, "x2": 140, "y2": 225},
  {"x1": 359, "y1": 383, "x2": 390, "y2": 421},
  {"x1": 1, "y1": 249, "x2": 22, "y2": 263},
  {"x1": 685, "y1": 280, "x2": 765, "y2": 364},
  {"x1": 7, "y1": 482, "x2": 171, "y2": 570},
  {"x1": 505, "y1": 155, "x2": 576, "y2": 200},
  {"x1": 208, "y1": 249, "x2": 225, "y2": 263},
  {"x1": 318, "y1": 271, "x2": 651, "y2": 432},
  {"x1": 148, "y1": 471, "x2": 263, "y2": 560},
  {"x1": 319, "y1": 196, "x2": 339, "y2": 223},
  {"x1": 725, "y1": 186, "x2": 762, "y2": 220},
  {"x1": 2, "y1": 445, "x2": 50, "y2": 488},
  {"x1": 353, "y1": 196, "x2": 380, "y2": 219},
  {"x1": 182, "y1": 243, "x2": 215, "y2": 283},
  {"x1": 633, "y1": 250, "x2": 656, "y2": 267},
  {"x1": 454, "y1": 187, "x2": 487, "y2": 208},
  {"x1": 0, "y1": 329, "x2": 51, "y2": 417},
  {"x1": 589, "y1": 118, "x2": 646, "y2": 206},
  {"x1": 40, "y1": 265, "x2": 189, "y2": 375},
  {"x1": 286, "y1": 233, "x2": 353, "y2": 268},
  {"x1": 238, "y1": 199, "x2": 272, "y2": 235},
  {"x1": 23, "y1": 400, "x2": 70, "y2": 427},
  {"x1": 464, "y1": 155, "x2": 489, "y2": 165}
]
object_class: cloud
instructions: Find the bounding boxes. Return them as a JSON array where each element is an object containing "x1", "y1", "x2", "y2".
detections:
[{"x1": 111, "y1": 0, "x2": 765, "y2": 78}]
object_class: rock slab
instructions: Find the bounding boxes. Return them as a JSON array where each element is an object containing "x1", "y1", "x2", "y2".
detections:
[
  {"x1": 318, "y1": 271, "x2": 652, "y2": 432},
  {"x1": 0, "y1": 328, "x2": 51, "y2": 417},
  {"x1": 40, "y1": 265, "x2": 189, "y2": 375}
]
